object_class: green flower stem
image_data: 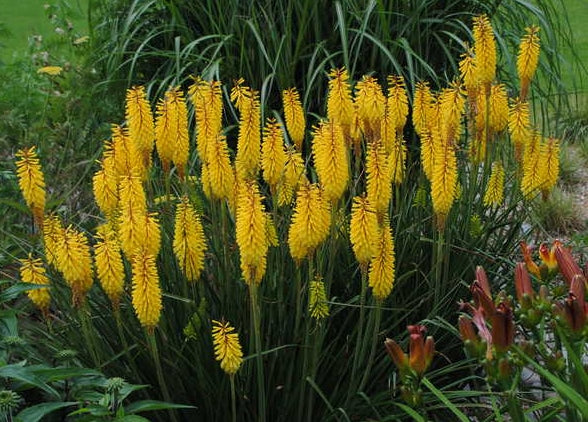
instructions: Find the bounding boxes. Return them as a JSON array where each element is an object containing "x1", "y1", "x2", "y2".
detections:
[
  {"x1": 147, "y1": 332, "x2": 177, "y2": 422},
  {"x1": 249, "y1": 283, "x2": 266, "y2": 422}
]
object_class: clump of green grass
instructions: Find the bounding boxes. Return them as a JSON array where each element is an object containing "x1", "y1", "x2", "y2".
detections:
[{"x1": 531, "y1": 186, "x2": 586, "y2": 235}]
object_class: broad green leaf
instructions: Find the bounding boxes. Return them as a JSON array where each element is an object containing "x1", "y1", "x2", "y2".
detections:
[
  {"x1": 125, "y1": 400, "x2": 195, "y2": 414},
  {"x1": 15, "y1": 401, "x2": 77, "y2": 422},
  {"x1": 0, "y1": 363, "x2": 60, "y2": 398}
]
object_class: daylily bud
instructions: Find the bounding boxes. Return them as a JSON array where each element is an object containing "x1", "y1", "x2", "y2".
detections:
[
  {"x1": 520, "y1": 241, "x2": 541, "y2": 278},
  {"x1": 491, "y1": 302, "x2": 514, "y2": 353},
  {"x1": 385, "y1": 338, "x2": 408, "y2": 374},
  {"x1": 539, "y1": 243, "x2": 558, "y2": 273},
  {"x1": 498, "y1": 357, "x2": 511, "y2": 379},
  {"x1": 471, "y1": 281, "x2": 495, "y2": 316},
  {"x1": 458, "y1": 315, "x2": 477, "y2": 343},
  {"x1": 408, "y1": 325, "x2": 427, "y2": 376},
  {"x1": 515, "y1": 262, "x2": 534, "y2": 302},
  {"x1": 553, "y1": 240, "x2": 582, "y2": 286},
  {"x1": 570, "y1": 274, "x2": 586, "y2": 303},
  {"x1": 475, "y1": 266, "x2": 492, "y2": 297},
  {"x1": 562, "y1": 293, "x2": 586, "y2": 332},
  {"x1": 424, "y1": 336, "x2": 435, "y2": 371}
]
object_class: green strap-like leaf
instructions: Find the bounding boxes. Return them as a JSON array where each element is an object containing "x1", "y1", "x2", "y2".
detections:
[{"x1": 422, "y1": 377, "x2": 470, "y2": 422}]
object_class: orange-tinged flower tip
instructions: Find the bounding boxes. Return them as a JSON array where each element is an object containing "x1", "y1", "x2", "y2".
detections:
[
  {"x1": 384, "y1": 338, "x2": 408, "y2": 372},
  {"x1": 520, "y1": 241, "x2": 541, "y2": 278},
  {"x1": 553, "y1": 240, "x2": 583, "y2": 286},
  {"x1": 538, "y1": 243, "x2": 558, "y2": 272},
  {"x1": 514, "y1": 262, "x2": 534, "y2": 302}
]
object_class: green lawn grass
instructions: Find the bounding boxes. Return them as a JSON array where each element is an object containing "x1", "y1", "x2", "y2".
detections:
[{"x1": 0, "y1": 0, "x2": 88, "y2": 62}]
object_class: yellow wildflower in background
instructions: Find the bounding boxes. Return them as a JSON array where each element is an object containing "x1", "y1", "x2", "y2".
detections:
[
  {"x1": 308, "y1": 277, "x2": 329, "y2": 319},
  {"x1": 15, "y1": 146, "x2": 46, "y2": 224},
  {"x1": 483, "y1": 162, "x2": 505, "y2": 207},
  {"x1": 125, "y1": 86, "x2": 155, "y2": 167},
  {"x1": 368, "y1": 220, "x2": 395, "y2": 301},
  {"x1": 311, "y1": 120, "x2": 349, "y2": 202},
  {"x1": 37, "y1": 66, "x2": 62, "y2": 76},
  {"x1": 282, "y1": 87, "x2": 306, "y2": 150},
  {"x1": 261, "y1": 118, "x2": 287, "y2": 191},
  {"x1": 19, "y1": 254, "x2": 51, "y2": 314},
  {"x1": 517, "y1": 26, "x2": 540, "y2": 101},
  {"x1": 212, "y1": 320, "x2": 243, "y2": 375},
  {"x1": 472, "y1": 14, "x2": 496, "y2": 88},
  {"x1": 459, "y1": 47, "x2": 478, "y2": 97},
  {"x1": 327, "y1": 68, "x2": 354, "y2": 131},
  {"x1": 94, "y1": 228, "x2": 125, "y2": 309},
  {"x1": 288, "y1": 182, "x2": 331, "y2": 261},
  {"x1": 173, "y1": 196, "x2": 207, "y2": 282},
  {"x1": 235, "y1": 182, "x2": 268, "y2": 284},
  {"x1": 131, "y1": 250, "x2": 162, "y2": 331},
  {"x1": 349, "y1": 196, "x2": 379, "y2": 267},
  {"x1": 55, "y1": 225, "x2": 94, "y2": 307}
]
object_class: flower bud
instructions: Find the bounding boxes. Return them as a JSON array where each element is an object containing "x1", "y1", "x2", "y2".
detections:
[
  {"x1": 515, "y1": 262, "x2": 534, "y2": 303},
  {"x1": 539, "y1": 243, "x2": 558, "y2": 273},
  {"x1": 553, "y1": 240, "x2": 582, "y2": 286},
  {"x1": 491, "y1": 302, "x2": 514, "y2": 353},
  {"x1": 385, "y1": 338, "x2": 408, "y2": 374},
  {"x1": 471, "y1": 281, "x2": 495, "y2": 316},
  {"x1": 475, "y1": 266, "x2": 492, "y2": 297},
  {"x1": 520, "y1": 241, "x2": 541, "y2": 278}
]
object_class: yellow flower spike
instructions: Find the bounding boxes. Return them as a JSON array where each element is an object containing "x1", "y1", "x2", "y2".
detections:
[
  {"x1": 472, "y1": 14, "x2": 497, "y2": 88},
  {"x1": 366, "y1": 141, "x2": 392, "y2": 215},
  {"x1": 118, "y1": 174, "x2": 147, "y2": 258},
  {"x1": 230, "y1": 78, "x2": 252, "y2": 112},
  {"x1": 212, "y1": 320, "x2": 244, "y2": 375},
  {"x1": 431, "y1": 127, "x2": 458, "y2": 229},
  {"x1": 388, "y1": 134, "x2": 407, "y2": 185},
  {"x1": 349, "y1": 196, "x2": 380, "y2": 267},
  {"x1": 92, "y1": 159, "x2": 119, "y2": 216},
  {"x1": 282, "y1": 87, "x2": 306, "y2": 150},
  {"x1": 155, "y1": 87, "x2": 188, "y2": 175},
  {"x1": 459, "y1": 47, "x2": 478, "y2": 97},
  {"x1": 368, "y1": 220, "x2": 396, "y2": 301},
  {"x1": 517, "y1": 26, "x2": 540, "y2": 101},
  {"x1": 265, "y1": 213, "x2": 279, "y2": 247},
  {"x1": 311, "y1": 120, "x2": 349, "y2": 202},
  {"x1": 483, "y1": 161, "x2": 505, "y2": 207},
  {"x1": 439, "y1": 82, "x2": 465, "y2": 145},
  {"x1": 261, "y1": 118, "x2": 287, "y2": 191},
  {"x1": 19, "y1": 254, "x2": 51, "y2": 314},
  {"x1": 125, "y1": 86, "x2": 155, "y2": 167},
  {"x1": 55, "y1": 225, "x2": 93, "y2": 307},
  {"x1": 207, "y1": 135, "x2": 236, "y2": 201},
  {"x1": 277, "y1": 147, "x2": 306, "y2": 206},
  {"x1": 327, "y1": 68, "x2": 354, "y2": 132},
  {"x1": 489, "y1": 84, "x2": 509, "y2": 133},
  {"x1": 235, "y1": 181, "x2": 268, "y2": 284},
  {"x1": 521, "y1": 132, "x2": 542, "y2": 197},
  {"x1": 173, "y1": 196, "x2": 207, "y2": 282},
  {"x1": 354, "y1": 75, "x2": 386, "y2": 139},
  {"x1": 15, "y1": 146, "x2": 46, "y2": 225},
  {"x1": 508, "y1": 99, "x2": 531, "y2": 160},
  {"x1": 412, "y1": 82, "x2": 434, "y2": 137},
  {"x1": 189, "y1": 77, "x2": 223, "y2": 164},
  {"x1": 420, "y1": 130, "x2": 435, "y2": 182},
  {"x1": 288, "y1": 182, "x2": 331, "y2": 261},
  {"x1": 94, "y1": 229, "x2": 125, "y2": 310},
  {"x1": 308, "y1": 276, "x2": 329, "y2": 319},
  {"x1": 538, "y1": 137, "x2": 560, "y2": 198},
  {"x1": 131, "y1": 250, "x2": 162, "y2": 332},
  {"x1": 143, "y1": 213, "x2": 162, "y2": 257},
  {"x1": 43, "y1": 214, "x2": 64, "y2": 267},
  {"x1": 111, "y1": 124, "x2": 143, "y2": 179},
  {"x1": 234, "y1": 87, "x2": 262, "y2": 181},
  {"x1": 385, "y1": 75, "x2": 409, "y2": 133}
]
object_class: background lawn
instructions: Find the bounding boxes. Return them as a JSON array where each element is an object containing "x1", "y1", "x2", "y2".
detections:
[{"x1": 0, "y1": 0, "x2": 88, "y2": 63}]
